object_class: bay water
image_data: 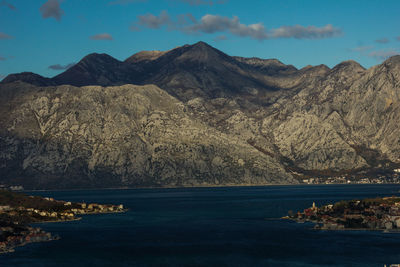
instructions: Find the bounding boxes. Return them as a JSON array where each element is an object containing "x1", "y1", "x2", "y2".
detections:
[{"x1": 1, "y1": 184, "x2": 400, "y2": 266}]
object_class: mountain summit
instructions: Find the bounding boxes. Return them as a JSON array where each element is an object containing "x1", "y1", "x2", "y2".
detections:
[
  {"x1": 2, "y1": 42, "x2": 310, "y2": 100},
  {"x1": 53, "y1": 53, "x2": 126, "y2": 86},
  {"x1": 1, "y1": 42, "x2": 400, "y2": 189}
]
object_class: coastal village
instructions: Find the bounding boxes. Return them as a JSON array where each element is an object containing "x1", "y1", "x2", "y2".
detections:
[
  {"x1": 287, "y1": 196, "x2": 400, "y2": 231},
  {"x1": 0, "y1": 190, "x2": 126, "y2": 254},
  {"x1": 299, "y1": 169, "x2": 400, "y2": 184}
]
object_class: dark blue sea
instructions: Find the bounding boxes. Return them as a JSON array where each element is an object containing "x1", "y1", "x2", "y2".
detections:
[{"x1": 1, "y1": 184, "x2": 400, "y2": 266}]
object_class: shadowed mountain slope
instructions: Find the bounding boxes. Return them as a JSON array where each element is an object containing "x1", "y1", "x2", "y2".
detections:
[
  {"x1": 2, "y1": 42, "x2": 314, "y2": 101},
  {"x1": 1, "y1": 43, "x2": 400, "y2": 189}
]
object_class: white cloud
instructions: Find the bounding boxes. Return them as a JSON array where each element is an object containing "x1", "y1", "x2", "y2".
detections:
[
  {"x1": 184, "y1": 15, "x2": 269, "y2": 40},
  {"x1": 132, "y1": 12, "x2": 341, "y2": 41},
  {"x1": 271, "y1": 24, "x2": 341, "y2": 39},
  {"x1": 137, "y1": 11, "x2": 172, "y2": 29}
]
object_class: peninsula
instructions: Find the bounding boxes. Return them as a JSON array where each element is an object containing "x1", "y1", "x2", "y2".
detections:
[
  {"x1": 286, "y1": 196, "x2": 400, "y2": 231},
  {"x1": 0, "y1": 189, "x2": 126, "y2": 254}
]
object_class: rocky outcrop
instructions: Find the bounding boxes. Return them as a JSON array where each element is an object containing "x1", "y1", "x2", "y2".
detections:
[
  {"x1": 1, "y1": 42, "x2": 400, "y2": 189},
  {"x1": 124, "y1": 50, "x2": 168, "y2": 64},
  {"x1": 0, "y1": 82, "x2": 294, "y2": 189}
]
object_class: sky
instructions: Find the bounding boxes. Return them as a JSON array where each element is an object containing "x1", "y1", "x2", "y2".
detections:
[{"x1": 0, "y1": 0, "x2": 399, "y2": 79}]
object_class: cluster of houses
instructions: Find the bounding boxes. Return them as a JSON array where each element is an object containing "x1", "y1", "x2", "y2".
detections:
[
  {"x1": 291, "y1": 197, "x2": 400, "y2": 231},
  {"x1": 0, "y1": 195, "x2": 126, "y2": 254},
  {"x1": 0, "y1": 226, "x2": 58, "y2": 254},
  {"x1": 67, "y1": 202, "x2": 125, "y2": 215},
  {"x1": 0, "y1": 185, "x2": 24, "y2": 191},
  {"x1": 302, "y1": 173, "x2": 400, "y2": 185},
  {"x1": 0, "y1": 199, "x2": 125, "y2": 222}
]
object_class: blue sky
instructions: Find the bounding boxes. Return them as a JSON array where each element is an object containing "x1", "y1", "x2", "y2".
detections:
[{"x1": 0, "y1": 0, "x2": 399, "y2": 79}]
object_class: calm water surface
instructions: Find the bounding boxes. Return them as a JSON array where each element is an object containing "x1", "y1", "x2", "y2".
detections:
[{"x1": 1, "y1": 184, "x2": 400, "y2": 266}]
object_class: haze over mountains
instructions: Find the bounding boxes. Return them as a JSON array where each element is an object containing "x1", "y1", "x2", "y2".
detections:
[{"x1": 1, "y1": 41, "x2": 400, "y2": 189}]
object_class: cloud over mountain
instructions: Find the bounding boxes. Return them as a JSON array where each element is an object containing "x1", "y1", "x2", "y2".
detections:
[
  {"x1": 137, "y1": 11, "x2": 171, "y2": 29},
  {"x1": 270, "y1": 24, "x2": 341, "y2": 39},
  {"x1": 40, "y1": 0, "x2": 64, "y2": 21},
  {"x1": 132, "y1": 12, "x2": 341, "y2": 40},
  {"x1": 48, "y1": 63, "x2": 75, "y2": 70},
  {"x1": 179, "y1": 0, "x2": 227, "y2": 6},
  {"x1": 184, "y1": 14, "x2": 269, "y2": 40}
]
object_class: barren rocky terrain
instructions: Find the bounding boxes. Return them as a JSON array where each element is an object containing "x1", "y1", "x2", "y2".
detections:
[{"x1": 1, "y1": 42, "x2": 399, "y2": 189}]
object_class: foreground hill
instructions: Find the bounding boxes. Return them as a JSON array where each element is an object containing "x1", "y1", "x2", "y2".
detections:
[
  {"x1": 0, "y1": 83, "x2": 293, "y2": 189},
  {"x1": 1, "y1": 42, "x2": 400, "y2": 189}
]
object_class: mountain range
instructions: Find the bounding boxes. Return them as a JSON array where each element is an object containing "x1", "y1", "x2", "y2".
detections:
[{"x1": 1, "y1": 41, "x2": 400, "y2": 189}]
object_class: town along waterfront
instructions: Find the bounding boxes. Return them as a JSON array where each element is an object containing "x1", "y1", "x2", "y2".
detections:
[
  {"x1": 2, "y1": 185, "x2": 400, "y2": 266},
  {"x1": 287, "y1": 196, "x2": 400, "y2": 231},
  {"x1": 0, "y1": 190, "x2": 126, "y2": 254}
]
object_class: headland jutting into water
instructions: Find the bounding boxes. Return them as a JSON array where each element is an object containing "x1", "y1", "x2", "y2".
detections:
[
  {"x1": 0, "y1": 189, "x2": 127, "y2": 254},
  {"x1": 286, "y1": 196, "x2": 400, "y2": 231}
]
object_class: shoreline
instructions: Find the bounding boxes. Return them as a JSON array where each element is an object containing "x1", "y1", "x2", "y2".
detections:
[
  {"x1": 32, "y1": 217, "x2": 82, "y2": 224},
  {"x1": 0, "y1": 236, "x2": 60, "y2": 255},
  {"x1": 0, "y1": 209, "x2": 128, "y2": 254},
  {"x1": 0, "y1": 189, "x2": 128, "y2": 254},
  {"x1": 286, "y1": 196, "x2": 400, "y2": 232},
  {"x1": 23, "y1": 182, "x2": 400, "y2": 193},
  {"x1": 284, "y1": 217, "x2": 400, "y2": 232}
]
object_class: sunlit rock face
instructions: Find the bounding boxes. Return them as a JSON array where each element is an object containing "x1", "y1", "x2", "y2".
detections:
[
  {"x1": 1, "y1": 42, "x2": 400, "y2": 189},
  {"x1": 0, "y1": 83, "x2": 293, "y2": 189}
]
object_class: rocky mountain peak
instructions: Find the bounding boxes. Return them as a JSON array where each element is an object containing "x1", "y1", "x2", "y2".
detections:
[
  {"x1": 300, "y1": 64, "x2": 330, "y2": 71},
  {"x1": 175, "y1": 41, "x2": 230, "y2": 64},
  {"x1": 384, "y1": 55, "x2": 400, "y2": 64},
  {"x1": 234, "y1": 56, "x2": 298, "y2": 75},
  {"x1": 191, "y1": 41, "x2": 213, "y2": 50},
  {"x1": 78, "y1": 53, "x2": 121, "y2": 66},
  {"x1": 1, "y1": 72, "x2": 54, "y2": 86},
  {"x1": 331, "y1": 60, "x2": 365, "y2": 73},
  {"x1": 124, "y1": 50, "x2": 167, "y2": 64},
  {"x1": 300, "y1": 64, "x2": 330, "y2": 77},
  {"x1": 382, "y1": 55, "x2": 400, "y2": 70},
  {"x1": 235, "y1": 57, "x2": 285, "y2": 66},
  {"x1": 52, "y1": 53, "x2": 123, "y2": 86}
]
